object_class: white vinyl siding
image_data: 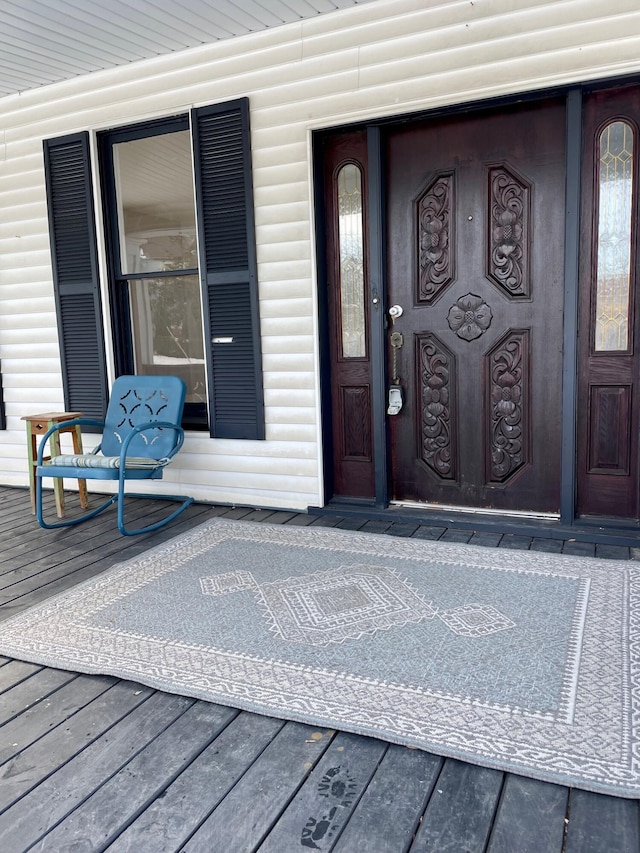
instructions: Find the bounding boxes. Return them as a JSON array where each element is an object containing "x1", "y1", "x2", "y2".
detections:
[{"x1": 1, "y1": 0, "x2": 640, "y2": 508}]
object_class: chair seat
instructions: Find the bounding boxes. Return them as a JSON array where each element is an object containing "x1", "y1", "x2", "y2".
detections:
[{"x1": 48, "y1": 454, "x2": 165, "y2": 470}]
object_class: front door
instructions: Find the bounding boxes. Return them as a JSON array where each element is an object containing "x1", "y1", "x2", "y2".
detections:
[{"x1": 385, "y1": 101, "x2": 567, "y2": 513}]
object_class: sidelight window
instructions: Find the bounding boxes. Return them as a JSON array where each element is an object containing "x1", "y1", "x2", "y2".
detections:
[
  {"x1": 337, "y1": 163, "x2": 366, "y2": 359},
  {"x1": 594, "y1": 120, "x2": 635, "y2": 352}
]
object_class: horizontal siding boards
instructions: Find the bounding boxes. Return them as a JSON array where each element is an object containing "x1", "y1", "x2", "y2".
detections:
[
  {"x1": 1, "y1": 0, "x2": 640, "y2": 505},
  {"x1": 192, "y1": 98, "x2": 265, "y2": 440},
  {"x1": 42, "y1": 132, "x2": 108, "y2": 423},
  {"x1": 0, "y1": 366, "x2": 5, "y2": 429}
]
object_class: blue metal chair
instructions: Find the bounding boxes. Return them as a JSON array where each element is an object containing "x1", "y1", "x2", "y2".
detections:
[{"x1": 35, "y1": 375, "x2": 194, "y2": 536}]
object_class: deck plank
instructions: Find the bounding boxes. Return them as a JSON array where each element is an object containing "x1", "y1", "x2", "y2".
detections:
[
  {"x1": 0, "y1": 680, "x2": 153, "y2": 814},
  {"x1": 0, "y1": 690, "x2": 196, "y2": 850},
  {"x1": 0, "y1": 672, "x2": 116, "y2": 766},
  {"x1": 0, "y1": 660, "x2": 43, "y2": 693},
  {"x1": 0, "y1": 668, "x2": 78, "y2": 726},
  {"x1": 486, "y1": 775, "x2": 568, "y2": 853},
  {"x1": 24, "y1": 699, "x2": 232, "y2": 852},
  {"x1": 563, "y1": 789, "x2": 640, "y2": 853},
  {"x1": 332, "y1": 745, "x2": 443, "y2": 853},
  {"x1": 180, "y1": 720, "x2": 333, "y2": 852},
  {"x1": 410, "y1": 758, "x2": 504, "y2": 852},
  {"x1": 258, "y1": 731, "x2": 388, "y2": 852}
]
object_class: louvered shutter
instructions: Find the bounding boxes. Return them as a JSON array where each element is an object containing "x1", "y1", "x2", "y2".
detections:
[
  {"x1": 43, "y1": 133, "x2": 108, "y2": 424},
  {"x1": 192, "y1": 99, "x2": 265, "y2": 439}
]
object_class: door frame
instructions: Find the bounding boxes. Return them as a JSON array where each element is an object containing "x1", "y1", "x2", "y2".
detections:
[{"x1": 314, "y1": 78, "x2": 640, "y2": 535}]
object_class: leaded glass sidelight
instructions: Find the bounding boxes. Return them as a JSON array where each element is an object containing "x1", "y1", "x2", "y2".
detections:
[
  {"x1": 337, "y1": 163, "x2": 366, "y2": 358},
  {"x1": 595, "y1": 120, "x2": 635, "y2": 352}
]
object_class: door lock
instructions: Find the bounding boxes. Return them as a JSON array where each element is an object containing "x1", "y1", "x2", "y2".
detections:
[{"x1": 387, "y1": 385, "x2": 403, "y2": 415}]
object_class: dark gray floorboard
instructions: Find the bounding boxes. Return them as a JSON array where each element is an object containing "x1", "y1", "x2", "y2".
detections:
[
  {"x1": 562, "y1": 540, "x2": 596, "y2": 557},
  {"x1": 595, "y1": 543, "x2": 631, "y2": 560},
  {"x1": 530, "y1": 538, "x2": 564, "y2": 553},
  {"x1": 440, "y1": 529, "x2": 474, "y2": 543},
  {"x1": 486, "y1": 775, "x2": 568, "y2": 853},
  {"x1": 333, "y1": 745, "x2": 442, "y2": 853},
  {"x1": 498, "y1": 534, "x2": 532, "y2": 550},
  {"x1": 336, "y1": 517, "x2": 368, "y2": 531},
  {"x1": 360, "y1": 520, "x2": 392, "y2": 534},
  {"x1": 112, "y1": 711, "x2": 283, "y2": 852},
  {"x1": 181, "y1": 720, "x2": 332, "y2": 853},
  {"x1": 412, "y1": 525, "x2": 446, "y2": 540},
  {"x1": 0, "y1": 668, "x2": 77, "y2": 727},
  {"x1": 0, "y1": 680, "x2": 152, "y2": 813},
  {"x1": 258, "y1": 732, "x2": 387, "y2": 852},
  {"x1": 0, "y1": 672, "x2": 116, "y2": 766},
  {"x1": 386, "y1": 522, "x2": 420, "y2": 537},
  {"x1": 469, "y1": 532, "x2": 503, "y2": 547},
  {"x1": 563, "y1": 789, "x2": 640, "y2": 853},
  {"x1": 0, "y1": 690, "x2": 195, "y2": 850},
  {"x1": 26, "y1": 699, "x2": 229, "y2": 852},
  {"x1": 0, "y1": 660, "x2": 42, "y2": 692},
  {"x1": 410, "y1": 759, "x2": 504, "y2": 853}
]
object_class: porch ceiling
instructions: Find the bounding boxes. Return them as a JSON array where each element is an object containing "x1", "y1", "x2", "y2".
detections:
[{"x1": 0, "y1": 0, "x2": 382, "y2": 98}]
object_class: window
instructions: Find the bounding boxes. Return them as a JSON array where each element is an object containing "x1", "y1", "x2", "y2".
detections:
[
  {"x1": 44, "y1": 99, "x2": 265, "y2": 439},
  {"x1": 594, "y1": 120, "x2": 635, "y2": 352},
  {"x1": 101, "y1": 118, "x2": 207, "y2": 428},
  {"x1": 336, "y1": 163, "x2": 366, "y2": 359}
]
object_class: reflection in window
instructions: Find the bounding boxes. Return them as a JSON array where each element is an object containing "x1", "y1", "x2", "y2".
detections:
[
  {"x1": 337, "y1": 164, "x2": 366, "y2": 358},
  {"x1": 595, "y1": 120, "x2": 634, "y2": 351},
  {"x1": 113, "y1": 131, "x2": 197, "y2": 275},
  {"x1": 129, "y1": 275, "x2": 206, "y2": 404}
]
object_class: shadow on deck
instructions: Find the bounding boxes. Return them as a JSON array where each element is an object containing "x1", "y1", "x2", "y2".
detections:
[{"x1": 0, "y1": 485, "x2": 637, "y2": 852}]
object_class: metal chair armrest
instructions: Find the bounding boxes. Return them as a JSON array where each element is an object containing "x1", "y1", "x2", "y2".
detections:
[{"x1": 36, "y1": 418, "x2": 105, "y2": 466}]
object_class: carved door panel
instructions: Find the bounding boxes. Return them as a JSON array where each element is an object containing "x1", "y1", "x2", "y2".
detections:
[
  {"x1": 323, "y1": 130, "x2": 375, "y2": 500},
  {"x1": 386, "y1": 102, "x2": 566, "y2": 512},
  {"x1": 577, "y1": 87, "x2": 640, "y2": 520}
]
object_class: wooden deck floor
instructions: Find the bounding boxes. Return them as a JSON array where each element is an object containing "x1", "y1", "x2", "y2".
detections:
[{"x1": 0, "y1": 485, "x2": 637, "y2": 852}]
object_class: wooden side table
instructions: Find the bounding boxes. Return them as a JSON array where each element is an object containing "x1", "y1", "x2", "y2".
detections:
[{"x1": 22, "y1": 412, "x2": 89, "y2": 518}]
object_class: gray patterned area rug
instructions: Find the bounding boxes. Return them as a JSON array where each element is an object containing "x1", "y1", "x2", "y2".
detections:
[{"x1": 1, "y1": 519, "x2": 639, "y2": 797}]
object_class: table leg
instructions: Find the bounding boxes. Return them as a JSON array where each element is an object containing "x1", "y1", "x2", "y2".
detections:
[
  {"x1": 48, "y1": 425, "x2": 66, "y2": 518},
  {"x1": 72, "y1": 425, "x2": 88, "y2": 509}
]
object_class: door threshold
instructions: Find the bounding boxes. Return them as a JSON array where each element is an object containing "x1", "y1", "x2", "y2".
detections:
[{"x1": 390, "y1": 500, "x2": 560, "y2": 522}]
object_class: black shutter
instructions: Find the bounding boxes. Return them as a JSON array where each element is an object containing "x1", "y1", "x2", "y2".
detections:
[
  {"x1": 43, "y1": 133, "x2": 108, "y2": 423},
  {"x1": 192, "y1": 99, "x2": 265, "y2": 440}
]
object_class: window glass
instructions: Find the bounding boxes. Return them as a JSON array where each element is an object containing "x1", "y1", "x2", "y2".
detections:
[
  {"x1": 337, "y1": 163, "x2": 366, "y2": 358},
  {"x1": 129, "y1": 275, "x2": 206, "y2": 404},
  {"x1": 595, "y1": 120, "x2": 634, "y2": 352},
  {"x1": 111, "y1": 129, "x2": 205, "y2": 410},
  {"x1": 113, "y1": 132, "x2": 197, "y2": 275}
]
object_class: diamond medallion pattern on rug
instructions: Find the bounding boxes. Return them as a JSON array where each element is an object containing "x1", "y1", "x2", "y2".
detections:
[
  {"x1": 200, "y1": 564, "x2": 515, "y2": 646},
  {"x1": 257, "y1": 565, "x2": 436, "y2": 646}
]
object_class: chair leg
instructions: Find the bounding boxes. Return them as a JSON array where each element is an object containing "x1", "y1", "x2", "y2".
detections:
[
  {"x1": 35, "y1": 475, "x2": 117, "y2": 530},
  {"x1": 116, "y1": 488, "x2": 195, "y2": 536}
]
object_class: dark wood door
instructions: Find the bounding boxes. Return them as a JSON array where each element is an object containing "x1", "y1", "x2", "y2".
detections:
[
  {"x1": 323, "y1": 130, "x2": 375, "y2": 500},
  {"x1": 385, "y1": 101, "x2": 566, "y2": 512},
  {"x1": 577, "y1": 86, "x2": 640, "y2": 520}
]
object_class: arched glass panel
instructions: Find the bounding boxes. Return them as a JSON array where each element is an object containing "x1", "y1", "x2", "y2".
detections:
[
  {"x1": 337, "y1": 163, "x2": 366, "y2": 358},
  {"x1": 595, "y1": 120, "x2": 634, "y2": 351}
]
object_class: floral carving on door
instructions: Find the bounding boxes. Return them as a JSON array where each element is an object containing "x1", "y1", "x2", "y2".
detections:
[{"x1": 486, "y1": 329, "x2": 530, "y2": 483}]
